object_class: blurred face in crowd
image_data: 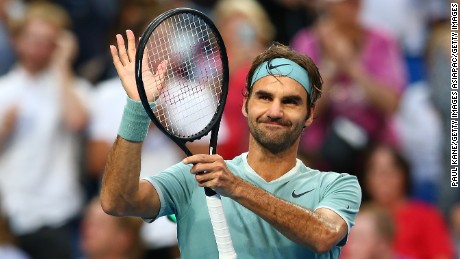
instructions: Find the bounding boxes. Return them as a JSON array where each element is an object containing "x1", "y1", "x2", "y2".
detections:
[
  {"x1": 321, "y1": 0, "x2": 361, "y2": 26},
  {"x1": 365, "y1": 147, "x2": 407, "y2": 207},
  {"x1": 80, "y1": 200, "x2": 133, "y2": 259},
  {"x1": 345, "y1": 211, "x2": 392, "y2": 259},
  {"x1": 219, "y1": 13, "x2": 256, "y2": 57},
  {"x1": 15, "y1": 18, "x2": 60, "y2": 74}
]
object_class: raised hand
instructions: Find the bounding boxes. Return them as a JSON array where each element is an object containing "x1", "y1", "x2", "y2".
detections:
[
  {"x1": 110, "y1": 30, "x2": 168, "y2": 101},
  {"x1": 52, "y1": 30, "x2": 78, "y2": 69}
]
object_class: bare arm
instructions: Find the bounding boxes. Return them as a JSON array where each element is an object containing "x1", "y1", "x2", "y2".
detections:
[
  {"x1": 53, "y1": 31, "x2": 88, "y2": 131},
  {"x1": 185, "y1": 154, "x2": 349, "y2": 253},
  {"x1": 100, "y1": 136, "x2": 160, "y2": 218},
  {"x1": 232, "y1": 180, "x2": 347, "y2": 253},
  {"x1": 100, "y1": 30, "x2": 166, "y2": 218}
]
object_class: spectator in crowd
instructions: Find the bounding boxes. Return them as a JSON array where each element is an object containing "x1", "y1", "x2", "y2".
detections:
[
  {"x1": 340, "y1": 203, "x2": 396, "y2": 259},
  {"x1": 425, "y1": 17, "x2": 458, "y2": 212},
  {"x1": 363, "y1": 144, "x2": 454, "y2": 258},
  {"x1": 291, "y1": 0, "x2": 406, "y2": 175},
  {"x1": 394, "y1": 81, "x2": 443, "y2": 204},
  {"x1": 360, "y1": 0, "x2": 449, "y2": 83},
  {"x1": 0, "y1": 2, "x2": 90, "y2": 258},
  {"x1": 80, "y1": 197, "x2": 144, "y2": 259}
]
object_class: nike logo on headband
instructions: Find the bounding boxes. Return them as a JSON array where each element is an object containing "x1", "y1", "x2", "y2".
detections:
[{"x1": 267, "y1": 63, "x2": 290, "y2": 70}]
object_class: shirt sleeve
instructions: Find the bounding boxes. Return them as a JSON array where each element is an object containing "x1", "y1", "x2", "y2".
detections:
[
  {"x1": 315, "y1": 173, "x2": 362, "y2": 246},
  {"x1": 142, "y1": 162, "x2": 197, "y2": 223}
]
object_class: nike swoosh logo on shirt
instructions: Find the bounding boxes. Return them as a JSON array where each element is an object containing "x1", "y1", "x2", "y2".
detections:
[{"x1": 291, "y1": 189, "x2": 315, "y2": 198}]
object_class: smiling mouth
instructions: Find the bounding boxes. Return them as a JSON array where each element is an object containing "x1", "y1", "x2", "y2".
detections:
[{"x1": 261, "y1": 122, "x2": 288, "y2": 128}]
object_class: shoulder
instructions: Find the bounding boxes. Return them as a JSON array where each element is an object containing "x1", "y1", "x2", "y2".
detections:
[{"x1": 303, "y1": 165, "x2": 360, "y2": 187}]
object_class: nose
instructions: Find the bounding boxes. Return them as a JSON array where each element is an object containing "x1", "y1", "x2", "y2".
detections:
[{"x1": 266, "y1": 100, "x2": 283, "y2": 119}]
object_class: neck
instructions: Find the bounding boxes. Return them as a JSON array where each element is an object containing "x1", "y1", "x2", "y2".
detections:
[
  {"x1": 381, "y1": 198, "x2": 407, "y2": 213},
  {"x1": 246, "y1": 136, "x2": 299, "y2": 182}
]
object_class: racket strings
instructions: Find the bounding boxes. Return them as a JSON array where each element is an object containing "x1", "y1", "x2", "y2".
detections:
[{"x1": 143, "y1": 13, "x2": 223, "y2": 138}]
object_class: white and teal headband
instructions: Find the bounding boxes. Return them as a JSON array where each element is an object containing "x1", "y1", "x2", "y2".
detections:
[{"x1": 250, "y1": 58, "x2": 312, "y2": 96}]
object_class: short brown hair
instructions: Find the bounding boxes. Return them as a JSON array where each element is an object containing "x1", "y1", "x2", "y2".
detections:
[{"x1": 244, "y1": 43, "x2": 323, "y2": 114}]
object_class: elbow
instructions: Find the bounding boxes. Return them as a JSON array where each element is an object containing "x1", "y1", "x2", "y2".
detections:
[
  {"x1": 311, "y1": 229, "x2": 343, "y2": 254},
  {"x1": 100, "y1": 196, "x2": 120, "y2": 216},
  {"x1": 100, "y1": 193, "x2": 129, "y2": 217}
]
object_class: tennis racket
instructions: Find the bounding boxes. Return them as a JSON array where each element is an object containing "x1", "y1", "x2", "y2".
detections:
[{"x1": 135, "y1": 8, "x2": 236, "y2": 259}]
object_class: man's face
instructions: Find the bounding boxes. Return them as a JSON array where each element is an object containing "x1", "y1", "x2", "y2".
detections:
[
  {"x1": 243, "y1": 75, "x2": 312, "y2": 154},
  {"x1": 15, "y1": 19, "x2": 60, "y2": 73}
]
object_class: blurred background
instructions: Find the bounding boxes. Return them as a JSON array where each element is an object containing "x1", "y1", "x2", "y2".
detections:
[{"x1": 0, "y1": 0, "x2": 456, "y2": 258}]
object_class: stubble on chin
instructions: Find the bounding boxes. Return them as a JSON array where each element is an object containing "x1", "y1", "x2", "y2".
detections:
[{"x1": 248, "y1": 119, "x2": 304, "y2": 154}]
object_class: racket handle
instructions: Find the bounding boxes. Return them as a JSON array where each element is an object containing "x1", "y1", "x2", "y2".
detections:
[
  {"x1": 205, "y1": 187, "x2": 217, "y2": 196},
  {"x1": 206, "y1": 194, "x2": 237, "y2": 259}
]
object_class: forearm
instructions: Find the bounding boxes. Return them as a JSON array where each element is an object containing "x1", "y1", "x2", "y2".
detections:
[
  {"x1": 101, "y1": 136, "x2": 156, "y2": 217},
  {"x1": 230, "y1": 179, "x2": 345, "y2": 253},
  {"x1": 347, "y1": 63, "x2": 400, "y2": 115},
  {"x1": 58, "y1": 66, "x2": 88, "y2": 131}
]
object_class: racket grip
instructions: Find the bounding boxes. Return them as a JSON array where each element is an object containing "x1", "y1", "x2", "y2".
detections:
[
  {"x1": 205, "y1": 187, "x2": 217, "y2": 196},
  {"x1": 206, "y1": 194, "x2": 237, "y2": 259}
]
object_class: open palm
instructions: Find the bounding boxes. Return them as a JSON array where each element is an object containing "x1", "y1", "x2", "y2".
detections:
[{"x1": 110, "y1": 30, "x2": 167, "y2": 102}]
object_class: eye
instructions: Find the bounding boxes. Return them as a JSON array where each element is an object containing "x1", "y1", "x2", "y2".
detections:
[
  {"x1": 282, "y1": 97, "x2": 301, "y2": 106},
  {"x1": 258, "y1": 94, "x2": 272, "y2": 101}
]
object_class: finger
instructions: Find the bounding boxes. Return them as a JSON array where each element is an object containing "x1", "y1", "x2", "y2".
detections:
[
  {"x1": 116, "y1": 34, "x2": 129, "y2": 66},
  {"x1": 195, "y1": 173, "x2": 218, "y2": 187},
  {"x1": 110, "y1": 45, "x2": 124, "y2": 72},
  {"x1": 183, "y1": 154, "x2": 219, "y2": 165},
  {"x1": 189, "y1": 162, "x2": 211, "y2": 175},
  {"x1": 152, "y1": 60, "x2": 168, "y2": 94},
  {"x1": 126, "y1": 30, "x2": 136, "y2": 63}
]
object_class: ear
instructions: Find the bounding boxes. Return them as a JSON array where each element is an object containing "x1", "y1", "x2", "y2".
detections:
[
  {"x1": 242, "y1": 96, "x2": 248, "y2": 118},
  {"x1": 304, "y1": 105, "x2": 316, "y2": 128}
]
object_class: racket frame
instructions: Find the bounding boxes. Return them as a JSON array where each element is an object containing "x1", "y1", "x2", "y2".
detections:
[{"x1": 135, "y1": 7, "x2": 229, "y2": 160}]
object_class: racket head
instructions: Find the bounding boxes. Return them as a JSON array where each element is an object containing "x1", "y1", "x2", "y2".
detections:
[{"x1": 135, "y1": 8, "x2": 229, "y2": 148}]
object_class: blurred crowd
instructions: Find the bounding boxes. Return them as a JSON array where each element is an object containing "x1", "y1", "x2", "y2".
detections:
[{"x1": 0, "y1": 0, "x2": 456, "y2": 258}]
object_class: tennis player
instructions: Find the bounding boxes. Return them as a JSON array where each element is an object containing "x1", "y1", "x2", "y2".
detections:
[{"x1": 101, "y1": 30, "x2": 361, "y2": 258}]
